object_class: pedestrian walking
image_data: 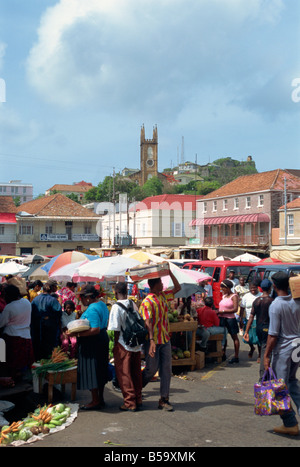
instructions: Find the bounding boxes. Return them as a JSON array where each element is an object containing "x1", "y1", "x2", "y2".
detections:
[
  {"x1": 240, "y1": 282, "x2": 262, "y2": 360},
  {"x1": 218, "y1": 279, "x2": 239, "y2": 364},
  {"x1": 108, "y1": 282, "x2": 143, "y2": 412},
  {"x1": 139, "y1": 269, "x2": 181, "y2": 411},
  {"x1": 234, "y1": 276, "x2": 249, "y2": 334},
  {"x1": 264, "y1": 271, "x2": 300, "y2": 436},
  {"x1": 244, "y1": 279, "x2": 273, "y2": 380}
]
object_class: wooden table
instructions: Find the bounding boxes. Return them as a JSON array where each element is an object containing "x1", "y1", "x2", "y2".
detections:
[
  {"x1": 39, "y1": 367, "x2": 77, "y2": 403},
  {"x1": 169, "y1": 321, "x2": 198, "y2": 371}
]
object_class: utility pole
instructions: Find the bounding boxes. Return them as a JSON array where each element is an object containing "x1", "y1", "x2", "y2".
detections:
[
  {"x1": 284, "y1": 177, "x2": 287, "y2": 245},
  {"x1": 113, "y1": 168, "x2": 116, "y2": 247}
]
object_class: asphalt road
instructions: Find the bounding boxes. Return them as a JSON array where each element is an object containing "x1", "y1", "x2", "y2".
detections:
[{"x1": 3, "y1": 339, "x2": 300, "y2": 453}]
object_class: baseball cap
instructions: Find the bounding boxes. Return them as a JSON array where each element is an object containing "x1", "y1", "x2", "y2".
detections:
[{"x1": 260, "y1": 279, "x2": 272, "y2": 290}]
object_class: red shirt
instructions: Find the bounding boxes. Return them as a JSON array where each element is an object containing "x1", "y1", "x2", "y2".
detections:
[{"x1": 197, "y1": 306, "x2": 220, "y2": 328}]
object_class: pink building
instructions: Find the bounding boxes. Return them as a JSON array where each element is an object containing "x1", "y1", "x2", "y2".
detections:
[{"x1": 191, "y1": 169, "x2": 300, "y2": 256}]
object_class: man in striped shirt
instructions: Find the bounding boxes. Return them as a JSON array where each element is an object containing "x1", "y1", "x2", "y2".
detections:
[{"x1": 139, "y1": 268, "x2": 181, "y2": 411}]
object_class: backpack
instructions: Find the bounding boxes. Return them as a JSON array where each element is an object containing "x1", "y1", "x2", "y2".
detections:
[{"x1": 118, "y1": 300, "x2": 148, "y2": 347}]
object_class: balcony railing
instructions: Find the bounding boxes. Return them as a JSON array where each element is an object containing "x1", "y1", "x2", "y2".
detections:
[{"x1": 202, "y1": 234, "x2": 269, "y2": 247}]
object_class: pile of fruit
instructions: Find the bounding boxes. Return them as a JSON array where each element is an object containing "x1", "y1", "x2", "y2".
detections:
[
  {"x1": 168, "y1": 310, "x2": 197, "y2": 323},
  {"x1": 172, "y1": 346, "x2": 191, "y2": 360},
  {"x1": 0, "y1": 403, "x2": 72, "y2": 446}
]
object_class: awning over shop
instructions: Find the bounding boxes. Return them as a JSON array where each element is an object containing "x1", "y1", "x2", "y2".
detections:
[
  {"x1": 0, "y1": 213, "x2": 17, "y2": 224},
  {"x1": 189, "y1": 213, "x2": 270, "y2": 227}
]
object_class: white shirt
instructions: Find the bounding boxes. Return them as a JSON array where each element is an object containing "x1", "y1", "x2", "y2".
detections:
[
  {"x1": 204, "y1": 284, "x2": 213, "y2": 297},
  {"x1": 61, "y1": 311, "x2": 76, "y2": 329},
  {"x1": 241, "y1": 292, "x2": 262, "y2": 320},
  {"x1": 108, "y1": 299, "x2": 142, "y2": 352},
  {"x1": 0, "y1": 298, "x2": 32, "y2": 339}
]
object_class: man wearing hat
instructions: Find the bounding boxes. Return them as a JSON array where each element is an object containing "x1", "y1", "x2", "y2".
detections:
[
  {"x1": 264, "y1": 271, "x2": 300, "y2": 436},
  {"x1": 244, "y1": 279, "x2": 273, "y2": 380}
]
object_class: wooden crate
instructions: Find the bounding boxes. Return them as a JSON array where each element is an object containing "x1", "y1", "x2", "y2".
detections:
[
  {"x1": 170, "y1": 321, "x2": 198, "y2": 370},
  {"x1": 195, "y1": 351, "x2": 205, "y2": 370},
  {"x1": 205, "y1": 334, "x2": 223, "y2": 363}
]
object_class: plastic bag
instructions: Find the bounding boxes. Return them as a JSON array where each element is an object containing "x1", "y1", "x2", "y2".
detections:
[{"x1": 254, "y1": 368, "x2": 291, "y2": 416}]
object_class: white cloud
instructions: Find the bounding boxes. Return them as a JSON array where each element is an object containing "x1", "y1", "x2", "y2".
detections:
[{"x1": 26, "y1": 0, "x2": 290, "y2": 118}]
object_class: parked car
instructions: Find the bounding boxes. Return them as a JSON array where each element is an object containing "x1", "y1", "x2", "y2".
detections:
[
  {"x1": 0, "y1": 255, "x2": 23, "y2": 263},
  {"x1": 183, "y1": 260, "x2": 257, "y2": 308},
  {"x1": 247, "y1": 263, "x2": 300, "y2": 284}
]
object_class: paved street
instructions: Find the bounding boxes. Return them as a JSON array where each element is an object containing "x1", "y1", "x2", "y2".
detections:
[{"x1": 17, "y1": 339, "x2": 299, "y2": 450}]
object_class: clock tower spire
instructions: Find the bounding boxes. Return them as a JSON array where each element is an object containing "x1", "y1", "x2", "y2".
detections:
[{"x1": 140, "y1": 124, "x2": 158, "y2": 185}]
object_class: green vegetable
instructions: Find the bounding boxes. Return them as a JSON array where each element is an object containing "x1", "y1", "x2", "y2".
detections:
[
  {"x1": 18, "y1": 428, "x2": 32, "y2": 441},
  {"x1": 44, "y1": 423, "x2": 56, "y2": 429},
  {"x1": 54, "y1": 403, "x2": 65, "y2": 413},
  {"x1": 1, "y1": 425, "x2": 10, "y2": 433},
  {"x1": 49, "y1": 418, "x2": 63, "y2": 426},
  {"x1": 1, "y1": 432, "x2": 13, "y2": 445}
]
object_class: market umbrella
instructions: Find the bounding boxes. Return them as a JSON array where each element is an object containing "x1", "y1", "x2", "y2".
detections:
[
  {"x1": 42, "y1": 251, "x2": 99, "y2": 275},
  {"x1": 73, "y1": 255, "x2": 142, "y2": 282},
  {"x1": 49, "y1": 260, "x2": 90, "y2": 282},
  {"x1": 258, "y1": 257, "x2": 283, "y2": 263},
  {"x1": 28, "y1": 265, "x2": 49, "y2": 281},
  {"x1": 0, "y1": 261, "x2": 29, "y2": 276},
  {"x1": 161, "y1": 267, "x2": 211, "y2": 298},
  {"x1": 232, "y1": 253, "x2": 261, "y2": 262},
  {"x1": 122, "y1": 251, "x2": 166, "y2": 264},
  {"x1": 214, "y1": 255, "x2": 232, "y2": 261}
]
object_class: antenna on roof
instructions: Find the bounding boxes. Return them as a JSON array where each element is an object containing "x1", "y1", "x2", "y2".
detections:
[{"x1": 181, "y1": 137, "x2": 185, "y2": 164}]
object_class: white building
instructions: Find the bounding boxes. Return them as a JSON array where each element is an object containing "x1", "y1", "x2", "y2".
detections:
[{"x1": 0, "y1": 181, "x2": 33, "y2": 204}]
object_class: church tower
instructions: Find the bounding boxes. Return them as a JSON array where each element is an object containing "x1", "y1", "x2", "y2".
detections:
[{"x1": 140, "y1": 124, "x2": 158, "y2": 185}]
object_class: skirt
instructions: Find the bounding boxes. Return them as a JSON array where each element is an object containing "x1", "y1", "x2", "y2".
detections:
[
  {"x1": 77, "y1": 329, "x2": 109, "y2": 391},
  {"x1": 243, "y1": 319, "x2": 260, "y2": 346}
]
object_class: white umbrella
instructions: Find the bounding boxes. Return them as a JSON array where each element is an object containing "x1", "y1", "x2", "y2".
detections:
[
  {"x1": 73, "y1": 255, "x2": 141, "y2": 282},
  {"x1": 232, "y1": 253, "x2": 261, "y2": 263},
  {"x1": 0, "y1": 261, "x2": 29, "y2": 276}
]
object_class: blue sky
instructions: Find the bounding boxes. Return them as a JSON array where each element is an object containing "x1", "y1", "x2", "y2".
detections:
[{"x1": 0, "y1": 0, "x2": 299, "y2": 198}]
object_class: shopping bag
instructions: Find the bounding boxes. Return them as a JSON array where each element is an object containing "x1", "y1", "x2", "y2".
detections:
[{"x1": 254, "y1": 368, "x2": 291, "y2": 416}]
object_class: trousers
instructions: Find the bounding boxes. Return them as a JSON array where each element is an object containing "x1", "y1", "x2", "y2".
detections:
[
  {"x1": 113, "y1": 342, "x2": 142, "y2": 409},
  {"x1": 142, "y1": 340, "x2": 172, "y2": 400},
  {"x1": 272, "y1": 343, "x2": 300, "y2": 427}
]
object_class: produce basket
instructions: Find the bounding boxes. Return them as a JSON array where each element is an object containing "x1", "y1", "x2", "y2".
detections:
[
  {"x1": 67, "y1": 319, "x2": 90, "y2": 334},
  {"x1": 129, "y1": 262, "x2": 170, "y2": 282}
]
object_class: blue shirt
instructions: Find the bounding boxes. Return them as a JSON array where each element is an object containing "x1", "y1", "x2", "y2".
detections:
[
  {"x1": 81, "y1": 301, "x2": 109, "y2": 329},
  {"x1": 268, "y1": 295, "x2": 300, "y2": 351}
]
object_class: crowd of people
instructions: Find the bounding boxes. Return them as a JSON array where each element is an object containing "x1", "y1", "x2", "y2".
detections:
[{"x1": 0, "y1": 267, "x2": 300, "y2": 436}]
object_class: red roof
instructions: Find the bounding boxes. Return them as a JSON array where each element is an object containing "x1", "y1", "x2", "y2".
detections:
[
  {"x1": 279, "y1": 197, "x2": 300, "y2": 210},
  {"x1": 131, "y1": 194, "x2": 203, "y2": 212},
  {"x1": 0, "y1": 213, "x2": 17, "y2": 224},
  {"x1": 190, "y1": 213, "x2": 270, "y2": 226},
  {"x1": 201, "y1": 169, "x2": 300, "y2": 200}
]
